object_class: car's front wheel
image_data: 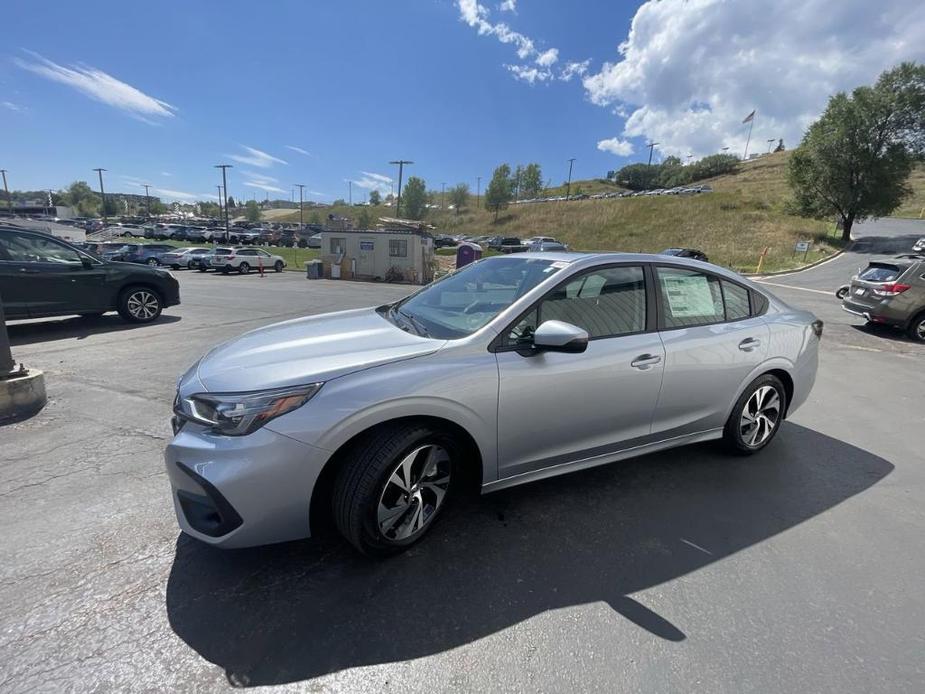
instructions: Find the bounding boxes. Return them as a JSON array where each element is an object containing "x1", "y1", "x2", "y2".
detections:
[
  {"x1": 333, "y1": 424, "x2": 457, "y2": 556},
  {"x1": 274, "y1": 260, "x2": 283, "y2": 272},
  {"x1": 146, "y1": 257, "x2": 159, "y2": 266},
  {"x1": 117, "y1": 286, "x2": 163, "y2": 323},
  {"x1": 238, "y1": 262, "x2": 250, "y2": 274},
  {"x1": 722, "y1": 374, "x2": 786, "y2": 455}
]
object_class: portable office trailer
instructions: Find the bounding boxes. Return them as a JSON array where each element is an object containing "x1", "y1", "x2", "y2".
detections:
[{"x1": 318, "y1": 229, "x2": 435, "y2": 284}]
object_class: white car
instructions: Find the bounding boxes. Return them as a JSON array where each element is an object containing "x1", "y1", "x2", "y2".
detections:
[
  {"x1": 211, "y1": 247, "x2": 287, "y2": 274},
  {"x1": 913, "y1": 237, "x2": 925, "y2": 253}
]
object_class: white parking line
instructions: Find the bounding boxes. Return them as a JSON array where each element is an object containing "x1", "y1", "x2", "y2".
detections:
[{"x1": 754, "y1": 280, "x2": 833, "y2": 295}]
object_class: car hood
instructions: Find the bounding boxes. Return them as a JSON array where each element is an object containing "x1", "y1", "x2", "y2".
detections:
[{"x1": 195, "y1": 307, "x2": 445, "y2": 392}]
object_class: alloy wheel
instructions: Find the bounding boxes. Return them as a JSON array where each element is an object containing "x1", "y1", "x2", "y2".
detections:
[
  {"x1": 739, "y1": 385, "x2": 781, "y2": 447},
  {"x1": 914, "y1": 319, "x2": 925, "y2": 342},
  {"x1": 377, "y1": 444, "x2": 451, "y2": 542},
  {"x1": 126, "y1": 291, "x2": 159, "y2": 320}
]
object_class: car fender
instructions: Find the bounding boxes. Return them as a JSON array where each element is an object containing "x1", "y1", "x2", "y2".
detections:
[{"x1": 721, "y1": 355, "x2": 796, "y2": 423}]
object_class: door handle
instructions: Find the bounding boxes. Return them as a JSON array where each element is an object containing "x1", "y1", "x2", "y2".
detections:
[
  {"x1": 19, "y1": 267, "x2": 40, "y2": 274},
  {"x1": 631, "y1": 353, "x2": 662, "y2": 369},
  {"x1": 738, "y1": 337, "x2": 761, "y2": 351}
]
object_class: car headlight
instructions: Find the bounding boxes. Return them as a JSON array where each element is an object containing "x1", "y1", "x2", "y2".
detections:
[{"x1": 175, "y1": 383, "x2": 322, "y2": 436}]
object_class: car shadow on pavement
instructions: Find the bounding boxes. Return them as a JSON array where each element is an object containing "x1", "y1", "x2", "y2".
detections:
[
  {"x1": 6, "y1": 314, "x2": 181, "y2": 346},
  {"x1": 165, "y1": 422, "x2": 892, "y2": 688}
]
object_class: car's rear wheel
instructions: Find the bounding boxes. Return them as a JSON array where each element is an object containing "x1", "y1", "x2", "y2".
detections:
[
  {"x1": 274, "y1": 260, "x2": 283, "y2": 273},
  {"x1": 198, "y1": 264, "x2": 208, "y2": 273},
  {"x1": 908, "y1": 312, "x2": 925, "y2": 343},
  {"x1": 239, "y1": 262, "x2": 250, "y2": 274},
  {"x1": 117, "y1": 287, "x2": 163, "y2": 323},
  {"x1": 722, "y1": 374, "x2": 786, "y2": 455},
  {"x1": 146, "y1": 258, "x2": 159, "y2": 266},
  {"x1": 333, "y1": 423, "x2": 457, "y2": 556}
]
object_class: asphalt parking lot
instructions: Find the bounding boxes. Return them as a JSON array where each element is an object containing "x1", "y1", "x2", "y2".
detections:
[{"x1": 2, "y1": 249, "x2": 924, "y2": 692}]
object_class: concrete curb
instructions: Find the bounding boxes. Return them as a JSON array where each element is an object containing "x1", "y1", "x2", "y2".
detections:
[
  {"x1": 0, "y1": 370, "x2": 47, "y2": 424},
  {"x1": 744, "y1": 244, "x2": 848, "y2": 279}
]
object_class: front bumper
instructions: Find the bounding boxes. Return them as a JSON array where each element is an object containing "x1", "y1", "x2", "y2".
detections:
[{"x1": 164, "y1": 423, "x2": 331, "y2": 548}]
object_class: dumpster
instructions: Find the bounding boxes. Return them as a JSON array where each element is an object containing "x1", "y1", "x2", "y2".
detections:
[
  {"x1": 456, "y1": 242, "x2": 482, "y2": 269},
  {"x1": 305, "y1": 260, "x2": 323, "y2": 279}
]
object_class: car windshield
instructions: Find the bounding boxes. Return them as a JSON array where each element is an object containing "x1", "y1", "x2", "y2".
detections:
[
  {"x1": 385, "y1": 256, "x2": 564, "y2": 339},
  {"x1": 859, "y1": 263, "x2": 905, "y2": 282},
  {"x1": 661, "y1": 248, "x2": 683, "y2": 255}
]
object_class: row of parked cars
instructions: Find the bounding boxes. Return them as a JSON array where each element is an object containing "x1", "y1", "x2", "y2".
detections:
[
  {"x1": 75, "y1": 242, "x2": 289, "y2": 274},
  {"x1": 508, "y1": 184, "x2": 714, "y2": 205},
  {"x1": 94, "y1": 222, "x2": 324, "y2": 248}
]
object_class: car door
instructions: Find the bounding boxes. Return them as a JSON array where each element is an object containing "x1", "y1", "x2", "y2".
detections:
[
  {"x1": 494, "y1": 264, "x2": 665, "y2": 479},
  {"x1": 0, "y1": 230, "x2": 108, "y2": 317},
  {"x1": 649, "y1": 265, "x2": 769, "y2": 438}
]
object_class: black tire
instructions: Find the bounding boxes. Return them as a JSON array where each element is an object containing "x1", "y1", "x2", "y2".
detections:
[
  {"x1": 117, "y1": 286, "x2": 163, "y2": 323},
  {"x1": 198, "y1": 264, "x2": 208, "y2": 273},
  {"x1": 908, "y1": 311, "x2": 925, "y2": 343},
  {"x1": 146, "y1": 257, "x2": 159, "y2": 266},
  {"x1": 835, "y1": 286, "x2": 849, "y2": 300},
  {"x1": 238, "y1": 262, "x2": 250, "y2": 275},
  {"x1": 722, "y1": 374, "x2": 787, "y2": 455},
  {"x1": 274, "y1": 260, "x2": 283, "y2": 273},
  {"x1": 333, "y1": 423, "x2": 458, "y2": 556}
]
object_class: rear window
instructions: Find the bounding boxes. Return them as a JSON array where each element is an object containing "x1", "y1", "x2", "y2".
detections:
[{"x1": 859, "y1": 263, "x2": 905, "y2": 282}]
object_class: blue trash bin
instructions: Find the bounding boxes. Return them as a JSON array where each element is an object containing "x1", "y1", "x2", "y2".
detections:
[{"x1": 456, "y1": 243, "x2": 483, "y2": 269}]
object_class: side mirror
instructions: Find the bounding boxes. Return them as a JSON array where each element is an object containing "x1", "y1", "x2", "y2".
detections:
[
  {"x1": 80, "y1": 256, "x2": 94, "y2": 269},
  {"x1": 532, "y1": 320, "x2": 589, "y2": 354}
]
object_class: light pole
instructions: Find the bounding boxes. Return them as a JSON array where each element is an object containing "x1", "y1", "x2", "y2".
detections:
[
  {"x1": 389, "y1": 159, "x2": 413, "y2": 218},
  {"x1": 0, "y1": 170, "x2": 9, "y2": 212},
  {"x1": 93, "y1": 168, "x2": 108, "y2": 226},
  {"x1": 721, "y1": 146, "x2": 730, "y2": 154},
  {"x1": 565, "y1": 158, "x2": 576, "y2": 201},
  {"x1": 767, "y1": 138, "x2": 776, "y2": 153},
  {"x1": 686, "y1": 154, "x2": 693, "y2": 165},
  {"x1": 216, "y1": 185, "x2": 224, "y2": 226},
  {"x1": 295, "y1": 184, "x2": 305, "y2": 231},
  {"x1": 476, "y1": 176, "x2": 481, "y2": 209},
  {"x1": 214, "y1": 164, "x2": 232, "y2": 242},
  {"x1": 441, "y1": 182, "x2": 446, "y2": 210},
  {"x1": 142, "y1": 184, "x2": 151, "y2": 219},
  {"x1": 348, "y1": 180, "x2": 353, "y2": 206}
]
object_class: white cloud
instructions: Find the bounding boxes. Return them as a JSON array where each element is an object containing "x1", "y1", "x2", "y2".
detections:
[
  {"x1": 243, "y1": 180, "x2": 287, "y2": 194},
  {"x1": 285, "y1": 145, "x2": 311, "y2": 156},
  {"x1": 241, "y1": 171, "x2": 286, "y2": 193},
  {"x1": 14, "y1": 50, "x2": 175, "y2": 122},
  {"x1": 228, "y1": 145, "x2": 288, "y2": 168},
  {"x1": 536, "y1": 48, "x2": 559, "y2": 67},
  {"x1": 597, "y1": 137, "x2": 635, "y2": 157},
  {"x1": 160, "y1": 171, "x2": 172, "y2": 177},
  {"x1": 456, "y1": 1, "x2": 588, "y2": 83},
  {"x1": 353, "y1": 171, "x2": 394, "y2": 194},
  {"x1": 582, "y1": 0, "x2": 925, "y2": 158},
  {"x1": 2, "y1": 101, "x2": 26, "y2": 112},
  {"x1": 153, "y1": 188, "x2": 208, "y2": 202},
  {"x1": 499, "y1": 0, "x2": 516, "y2": 12}
]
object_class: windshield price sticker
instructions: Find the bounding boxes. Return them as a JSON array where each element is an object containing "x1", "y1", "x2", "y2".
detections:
[{"x1": 662, "y1": 275, "x2": 716, "y2": 318}]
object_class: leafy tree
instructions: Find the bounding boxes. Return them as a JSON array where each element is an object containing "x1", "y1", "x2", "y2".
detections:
[
  {"x1": 512, "y1": 165, "x2": 525, "y2": 200},
  {"x1": 368, "y1": 189, "x2": 381, "y2": 206},
  {"x1": 449, "y1": 183, "x2": 469, "y2": 215},
  {"x1": 332, "y1": 198, "x2": 347, "y2": 207},
  {"x1": 245, "y1": 199, "x2": 261, "y2": 223},
  {"x1": 309, "y1": 211, "x2": 322, "y2": 225},
  {"x1": 149, "y1": 199, "x2": 167, "y2": 215},
  {"x1": 226, "y1": 196, "x2": 236, "y2": 208},
  {"x1": 101, "y1": 196, "x2": 121, "y2": 217},
  {"x1": 485, "y1": 164, "x2": 514, "y2": 221},
  {"x1": 199, "y1": 201, "x2": 222, "y2": 218},
  {"x1": 400, "y1": 176, "x2": 427, "y2": 219},
  {"x1": 521, "y1": 163, "x2": 543, "y2": 198},
  {"x1": 357, "y1": 208, "x2": 372, "y2": 229},
  {"x1": 789, "y1": 62, "x2": 925, "y2": 241}
]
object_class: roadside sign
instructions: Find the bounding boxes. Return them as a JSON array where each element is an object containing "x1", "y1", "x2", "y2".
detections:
[{"x1": 794, "y1": 241, "x2": 811, "y2": 252}]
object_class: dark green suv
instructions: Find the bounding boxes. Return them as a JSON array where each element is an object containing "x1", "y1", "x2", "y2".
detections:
[
  {"x1": 842, "y1": 255, "x2": 925, "y2": 342},
  {"x1": 0, "y1": 226, "x2": 181, "y2": 323}
]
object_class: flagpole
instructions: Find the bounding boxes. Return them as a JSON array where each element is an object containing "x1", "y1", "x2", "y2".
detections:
[{"x1": 743, "y1": 113, "x2": 755, "y2": 160}]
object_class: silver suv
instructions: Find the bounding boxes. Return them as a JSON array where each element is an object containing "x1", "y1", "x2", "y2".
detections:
[{"x1": 167, "y1": 253, "x2": 821, "y2": 555}]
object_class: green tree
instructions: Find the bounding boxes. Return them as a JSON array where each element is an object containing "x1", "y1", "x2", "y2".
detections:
[
  {"x1": 521, "y1": 163, "x2": 543, "y2": 198},
  {"x1": 789, "y1": 62, "x2": 925, "y2": 241},
  {"x1": 226, "y1": 196, "x2": 236, "y2": 208},
  {"x1": 356, "y1": 208, "x2": 372, "y2": 229},
  {"x1": 332, "y1": 198, "x2": 347, "y2": 207},
  {"x1": 309, "y1": 211, "x2": 322, "y2": 225},
  {"x1": 199, "y1": 201, "x2": 222, "y2": 218},
  {"x1": 149, "y1": 199, "x2": 167, "y2": 215},
  {"x1": 400, "y1": 176, "x2": 427, "y2": 219},
  {"x1": 368, "y1": 189, "x2": 381, "y2": 206},
  {"x1": 485, "y1": 164, "x2": 514, "y2": 221},
  {"x1": 245, "y1": 199, "x2": 261, "y2": 223},
  {"x1": 449, "y1": 183, "x2": 469, "y2": 215},
  {"x1": 512, "y1": 165, "x2": 525, "y2": 200}
]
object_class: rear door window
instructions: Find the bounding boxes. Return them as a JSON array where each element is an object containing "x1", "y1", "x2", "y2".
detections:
[
  {"x1": 721, "y1": 281, "x2": 751, "y2": 320},
  {"x1": 656, "y1": 267, "x2": 724, "y2": 328}
]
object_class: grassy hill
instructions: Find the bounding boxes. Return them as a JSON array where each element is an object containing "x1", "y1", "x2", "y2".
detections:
[{"x1": 272, "y1": 152, "x2": 924, "y2": 274}]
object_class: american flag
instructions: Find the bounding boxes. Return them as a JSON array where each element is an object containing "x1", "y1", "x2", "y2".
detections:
[{"x1": 742, "y1": 110, "x2": 756, "y2": 124}]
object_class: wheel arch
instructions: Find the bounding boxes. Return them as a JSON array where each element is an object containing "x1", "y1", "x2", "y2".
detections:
[{"x1": 308, "y1": 414, "x2": 484, "y2": 537}]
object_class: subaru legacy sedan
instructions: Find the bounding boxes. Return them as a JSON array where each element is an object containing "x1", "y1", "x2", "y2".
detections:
[{"x1": 167, "y1": 253, "x2": 821, "y2": 556}]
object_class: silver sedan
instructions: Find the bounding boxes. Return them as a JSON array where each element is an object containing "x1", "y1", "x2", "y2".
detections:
[{"x1": 167, "y1": 253, "x2": 821, "y2": 555}]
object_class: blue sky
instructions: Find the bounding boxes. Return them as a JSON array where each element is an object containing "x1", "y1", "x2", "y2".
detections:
[{"x1": 1, "y1": 0, "x2": 922, "y2": 204}]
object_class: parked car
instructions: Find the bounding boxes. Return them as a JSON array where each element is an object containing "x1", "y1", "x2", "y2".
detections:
[
  {"x1": 842, "y1": 256, "x2": 925, "y2": 342},
  {"x1": 210, "y1": 247, "x2": 286, "y2": 274},
  {"x1": 160, "y1": 247, "x2": 212, "y2": 269},
  {"x1": 499, "y1": 237, "x2": 526, "y2": 253},
  {"x1": 307, "y1": 233, "x2": 322, "y2": 249},
  {"x1": 115, "y1": 224, "x2": 147, "y2": 238},
  {"x1": 167, "y1": 251, "x2": 821, "y2": 555},
  {"x1": 660, "y1": 248, "x2": 710, "y2": 263},
  {"x1": 433, "y1": 234, "x2": 457, "y2": 248},
  {"x1": 120, "y1": 244, "x2": 177, "y2": 266},
  {"x1": 528, "y1": 241, "x2": 569, "y2": 252},
  {"x1": 184, "y1": 227, "x2": 209, "y2": 243},
  {"x1": 0, "y1": 225, "x2": 180, "y2": 323},
  {"x1": 913, "y1": 238, "x2": 925, "y2": 253},
  {"x1": 196, "y1": 247, "x2": 233, "y2": 272}
]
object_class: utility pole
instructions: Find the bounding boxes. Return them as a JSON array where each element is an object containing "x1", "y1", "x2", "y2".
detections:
[
  {"x1": 767, "y1": 138, "x2": 776, "y2": 154},
  {"x1": 93, "y1": 168, "x2": 108, "y2": 226},
  {"x1": 142, "y1": 184, "x2": 151, "y2": 219},
  {"x1": 565, "y1": 158, "x2": 576, "y2": 201},
  {"x1": 214, "y1": 164, "x2": 232, "y2": 242},
  {"x1": 476, "y1": 176, "x2": 481, "y2": 209},
  {"x1": 441, "y1": 182, "x2": 446, "y2": 210},
  {"x1": 0, "y1": 170, "x2": 10, "y2": 212},
  {"x1": 644, "y1": 143, "x2": 658, "y2": 190},
  {"x1": 295, "y1": 183, "x2": 305, "y2": 231},
  {"x1": 389, "y1": 159, "x2": 413, "y2": 218},
  {"x1": 217, "y1": 185, "x2": 224, "y2": 227},
  {"x1": 646, "y1": 142, "x2": 659, "y2": 166},
  {"x1": 348, "y1": 180, "x2": 352, "y2": 206}
]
